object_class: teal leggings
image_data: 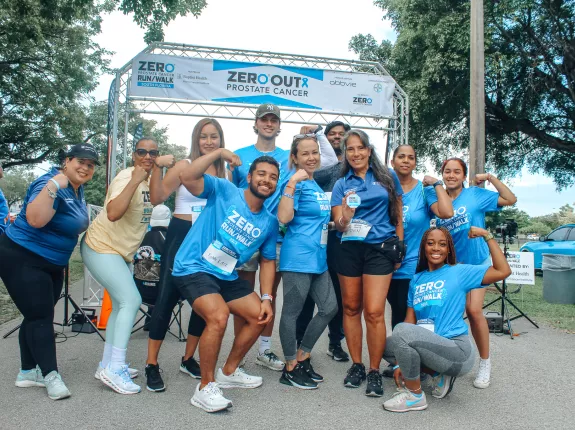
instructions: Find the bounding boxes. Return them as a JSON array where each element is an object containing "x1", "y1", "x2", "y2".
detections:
[{"x1": 81, "y1": 240, "x2": 141, "y2": 349}]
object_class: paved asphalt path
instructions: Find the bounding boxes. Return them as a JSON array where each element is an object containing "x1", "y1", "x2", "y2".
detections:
[{"x1": 0, "y1": 279, "x2": 573, "y2": 429}]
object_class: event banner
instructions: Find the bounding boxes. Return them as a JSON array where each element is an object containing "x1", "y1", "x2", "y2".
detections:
[
  {"x1": 129, "y1": 54, "x2": 396, "y2": 117},
  {"x1": 506, "y1": 251, "x2": 535, "y2": 285}
]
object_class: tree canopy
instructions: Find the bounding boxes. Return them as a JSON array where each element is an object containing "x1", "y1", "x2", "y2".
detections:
[
  {"x1": 0, "y1": 0, "x2": 206, "y2": 169},
  {"x1": 350, "y1": 0, "x2": 575, "y2": 189}
]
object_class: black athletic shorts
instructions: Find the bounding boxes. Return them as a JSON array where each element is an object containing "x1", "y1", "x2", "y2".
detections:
[
  {"x1": 173, "y1": 272, "x2": 253, "y2": 305},
  {"x1": 336, "y1": 240, "x2": 395, "y2": 277}
]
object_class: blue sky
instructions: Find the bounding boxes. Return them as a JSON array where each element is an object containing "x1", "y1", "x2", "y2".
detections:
[{"x1": 89, "y1": 0, "x2": 574, "y2": 218}]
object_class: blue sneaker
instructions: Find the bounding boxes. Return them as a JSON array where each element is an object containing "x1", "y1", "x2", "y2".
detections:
[
  {"x1": 44, "y1": 371, "x2": 71, "y2": 400},
  {"x1": 431, "y1": 374, "x2": 456, "y2": 399},
  {"x1": 15, "y1": 366, "x2": 45, "y2": 388},
  {"x1": 100, "y1": 364, "x2": 141, "y2": 395}
]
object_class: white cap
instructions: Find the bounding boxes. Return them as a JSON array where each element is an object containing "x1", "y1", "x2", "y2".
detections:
[{"x1": 150, "y1": 204, "x2": 171, "y2": 228}]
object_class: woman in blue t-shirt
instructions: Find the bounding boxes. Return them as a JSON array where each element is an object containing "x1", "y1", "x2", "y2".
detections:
[
  {"x1": 0, "y1": 144, "x2": 99, "y2": 401},
  {"x1": 436, "y1": 158, "x2": 516, "y2": 389},
  {"x1": 331, "y1": 129, "x2": 404, "y2": 397},
  {"x1": 277, "y1": 134, "x2": 338, "y2": 390},
  {"x1": 381, "y1": 226, "x2": 511, "y2": 413}
]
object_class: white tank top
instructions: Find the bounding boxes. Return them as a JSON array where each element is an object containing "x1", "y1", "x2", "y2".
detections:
[{"x1": 174, "y1": 160, "x2": 206, "y2": 222}]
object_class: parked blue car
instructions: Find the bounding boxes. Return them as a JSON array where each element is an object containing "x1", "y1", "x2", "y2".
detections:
[{"x1": 520, "y1": 224, "x2": 575, "y2": 270}]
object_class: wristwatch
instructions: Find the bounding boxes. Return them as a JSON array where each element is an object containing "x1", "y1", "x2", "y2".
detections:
[
  {"x1": 432, "y1": 180, "x2": 444, "y2": 187},
  {"x1": 261, "y1": 294, "x2": 273, "y2": 303},
  {"x1": 484, "y1": 232, "x2": 494, "y2": 242}
]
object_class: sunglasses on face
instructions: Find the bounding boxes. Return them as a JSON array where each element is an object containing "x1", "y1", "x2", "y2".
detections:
[{"x1": 134, "y1": 149, "x2": 160, "y2": 158}]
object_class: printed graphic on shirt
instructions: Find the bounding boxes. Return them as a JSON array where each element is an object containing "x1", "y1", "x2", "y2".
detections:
[
  {"x1": 412, "y1": 279, "x2": 447, "y2": 311},
  {"x1": 134, "y1": 245, "x2": 161, "y2": 282},
  {"x1": 141, "y1": 191, "x2": 153, "y2": 223},
  {"x1": 402, "y1": 204, "x2": 410, "y2": 229},
  {"x1": 436, "y1": 206, "x2": 469, "y2": 235}
]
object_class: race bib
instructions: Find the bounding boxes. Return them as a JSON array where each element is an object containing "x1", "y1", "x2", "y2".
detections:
[
  {"x1": 417, "y1": 319, "x2": 435, "y2": 333},
  {"x1": 202, "y1": 240, "x2": 238, "y2": 275},
  {"x1": 191, "y1": 204, "x2": 204, "y2": 223},
  {"x1": 320, "y1": 223, "x2": 328, "y2": 247},
  {"x1": 342, "y1": 219, "x2": 372, "y2": 242}
]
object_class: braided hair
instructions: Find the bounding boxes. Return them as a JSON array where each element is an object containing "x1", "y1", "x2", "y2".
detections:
[{"x1": 415, "y1": 227, "x2": 458, "y2": 273}]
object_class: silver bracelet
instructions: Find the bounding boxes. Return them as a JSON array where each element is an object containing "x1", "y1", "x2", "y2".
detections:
[{"x1": 46, "y1": 184, "x2": 58, "y2": 199}]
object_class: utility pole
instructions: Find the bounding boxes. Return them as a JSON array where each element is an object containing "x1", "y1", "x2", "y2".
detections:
[{"x1": 470, "y1": 0, "x2": 485, "y2": 183}]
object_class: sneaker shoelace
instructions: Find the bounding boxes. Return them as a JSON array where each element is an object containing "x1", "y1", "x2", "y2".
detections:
[
  {"x1": 46, "y1": 373, "x2": 66, "y2": 390},
  {"x1": 347, "y1": 364, "x2": 364, "y2": 378},
  {"x1": 367, "y1": 371, "x2": 382, "y2": 387},
  {"x1": 118, "y1": 365, "x2": 133, "y2": 383},
  {"x1": 265, "y1": 351, "x2": 281, "y2": 362},
  {"x1": 204, "y1": 382, "x2": 223, "y2": 397}
]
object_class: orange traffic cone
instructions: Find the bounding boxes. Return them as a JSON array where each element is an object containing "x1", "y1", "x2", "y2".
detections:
[{"x1": 97, "y1": 289, "x2": 112, "y2": 329}]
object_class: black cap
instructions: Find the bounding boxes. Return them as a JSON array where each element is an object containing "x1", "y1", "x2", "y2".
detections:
[
  {"x1": 66, "y1": 144, "x2": 101, "y2": 166},
  {"x1": 325, "y1": 121, "x2": 351, "y2": 135}
]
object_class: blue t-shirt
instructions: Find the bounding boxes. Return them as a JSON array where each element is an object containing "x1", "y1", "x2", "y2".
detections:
[
  {"x1": 6, "y1": 168, "x2": 89, "y2": 266},
  {"x1": 173, "y1": 175, "x2": 279, "y2": 281},
  {"x1": 393, "y1": 181, "x2": 438, "y2": 279},
  {"x1": 408, "y1": 264, "x2": 490, "y2": 338},
  {"x1": 331, "y1": 167, "x2": 403, "y2": 243},
  {"x1": 434, "y1": 187, "x2": 500, "y2": 265},
  {"x1": 279, "y1": 180, "x2": 331, "y2": 274},
  {"x1": 231, "y1": 144, "x2": 291, "y2": 215},
  {"x1": 0, "y1": 188, "x2": 8, "y2": 235}
]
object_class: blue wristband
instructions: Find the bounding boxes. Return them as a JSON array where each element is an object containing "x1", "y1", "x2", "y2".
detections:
[
  {"x1": 393, "y1": 365, "x2": 399, "y2": 370},
  {"x1": 49, "y1": 178, "x2": 60, "y2": 190}
]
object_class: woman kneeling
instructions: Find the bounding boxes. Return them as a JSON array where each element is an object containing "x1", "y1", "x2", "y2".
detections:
[{"x1": 382, "y1": 226, "x2": 511, "y2": 412}]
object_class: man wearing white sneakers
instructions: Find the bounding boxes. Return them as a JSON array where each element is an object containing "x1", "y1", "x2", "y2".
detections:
[{"x1": 172, "y1": 148, "x2": 280, "y2": 412}]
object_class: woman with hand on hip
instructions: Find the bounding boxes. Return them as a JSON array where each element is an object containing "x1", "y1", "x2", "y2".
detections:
[
  {"x1": 436, "y1": 158, "x2": 516, "y2": 389},
  {"x1": 144, "y1": 118, "x2": 229, "y2": 392},
  {"x1": 277, "y1": 134, "x2": 338, "y2": 390},
  {"x1": 382, "y1": 226, "x2": 511, "y2": 412},
  {"x1": 0, "y1": 144, "x2": 99, "y2": 400},
  {"x1": 81, "y1": 137, "x2": 160, "y2": 395},
  {"x1": 331, "y1": 129, "x2": 404, "y2": 398}
]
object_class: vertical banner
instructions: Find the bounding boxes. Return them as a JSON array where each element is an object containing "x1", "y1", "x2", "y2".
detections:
[
  {"x1": 132, "y1": 122, "x2": 144, "y2": 150},
  {"x1": 106, "y1": 78, "x2": 116, "y2": 188}
]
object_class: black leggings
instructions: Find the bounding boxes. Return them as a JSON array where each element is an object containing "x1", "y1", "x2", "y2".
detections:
[
  {"x1": 387, "y1": 278, "x2": 411, "y2": 329},
  {"x1": 148, "y1": 217, "x2": 206, "y2": 340},
  {"x1": 0, "y1": 235, "x2": 64, "y2": 376}
]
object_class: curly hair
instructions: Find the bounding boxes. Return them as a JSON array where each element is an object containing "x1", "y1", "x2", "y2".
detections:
[{"x1": 415, "y1": 227, "x2": 458, "y2": 273}]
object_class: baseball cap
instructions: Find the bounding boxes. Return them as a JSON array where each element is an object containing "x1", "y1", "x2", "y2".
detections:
[
  {"x1": 150, "y1": 204, "x2": 171, "y2": 228},
  {"x1": 66, "y1": 144, "x2": 101, "y2": 166},
  {"x1": 325, "y1": 121, "x2": 351, "y2": 135},
  {"x1": 255, "y1": 103, "x2": 281, "y2": 120}
]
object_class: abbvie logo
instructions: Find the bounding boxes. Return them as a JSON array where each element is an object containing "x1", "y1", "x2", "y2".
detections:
[{"x1": 330, "y1": 80, "x2": 357, "y2": 87}]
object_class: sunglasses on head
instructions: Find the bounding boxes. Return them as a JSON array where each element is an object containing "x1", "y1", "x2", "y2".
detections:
[
  {"x1": 293, "y1": 133, "x2": 318, "y2": 141},
  {"x1": 134, "y1": 149, "x2": 160, "y2": 158}
]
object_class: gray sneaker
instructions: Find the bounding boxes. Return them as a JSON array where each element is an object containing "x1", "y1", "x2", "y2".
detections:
[
  {"x1": 383, "y1": 390, "x2": 428, "y2": 413},
  {"x1": 44, "y1": 371, "x2": 71, "y2": 400},
  {"x1": 15, "y1": 366, "x2": 45, "y2": 388}
]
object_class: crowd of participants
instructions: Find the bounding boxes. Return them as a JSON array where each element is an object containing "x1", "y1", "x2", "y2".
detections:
[{"x1": 0, "y1": 103, "x2": 516, "y2": 413}]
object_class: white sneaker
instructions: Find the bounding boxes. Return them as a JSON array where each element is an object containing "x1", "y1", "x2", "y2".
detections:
[
  {"x1": 94, "y1": 362, "x2": 138, "y2": 380},
  {"x1": 473, "y1": 359, "x2": 491, "y2": 389},
  {"x1": 255, "y1": 350, "x2": 284, "y2": 371},
  {"x1": 44, "y1": 371, "x2": 71, "y2": 400},
  {"x1": 383, "y1": 390, "x2": 428, "y2": 413},
  {"x1": 239, "y1": 356, "x2": 246, "y2": 368},
  {"x1": 100, "y1": 365, "x2": 141, "y2": 395},
  {"x1": 191, "y1": 382, "x2": 233, "y2": 413},
  {"x1": 216, "y1": 367, "x2": 263, "y2": 388},
  {"x1": 431, "y1": 374, "x2": 456, "y2": 399}
]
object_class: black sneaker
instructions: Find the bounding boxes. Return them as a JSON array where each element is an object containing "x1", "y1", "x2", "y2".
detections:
[
  {"x1": 145, "y1": 363, "x2": 165, "y2": 392},
  {"x1": 180, "y1": 356, "x2": 201, "y2": 379},
  {"x1": 381, "y1": 363, "x2": 395, "y2": 378},
  {"x1": 365, "y1": 369, "x2": 384, "y2": 397},
  {"x1": 327, "y1": 344, "x2": 350, "y2": 362},
  {"x1": 279, "y1": 364, "x2": 318, "y2": 390},
  {"x1": 344, "y1": 363, "x2": 366, "y2": 388},
  {"x1": 300, "y1": 358, "x2": 323, "y2": 382}
]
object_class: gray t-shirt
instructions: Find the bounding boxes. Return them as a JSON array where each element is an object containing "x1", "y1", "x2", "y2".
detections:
[{"x1": 314, "y1": 161, "x2": 342, "y2": 193}]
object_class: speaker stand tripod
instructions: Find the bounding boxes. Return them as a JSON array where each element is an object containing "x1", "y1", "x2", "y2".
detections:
[
  {"x1": 482, "y1": 235, "x2": 539, "y2": 339},
  {"x1": 3, "y1": 265, "x2": 105, "y2": 341}
]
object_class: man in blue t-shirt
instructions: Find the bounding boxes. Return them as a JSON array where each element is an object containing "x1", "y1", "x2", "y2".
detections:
[{"x1": 172, "y1": 149, "x2": 280, "y2": 413}]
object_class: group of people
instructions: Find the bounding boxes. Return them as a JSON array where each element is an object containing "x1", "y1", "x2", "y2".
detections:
[{"x1": 0, "y1": 103, "x2": 516, "y2": 413}]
